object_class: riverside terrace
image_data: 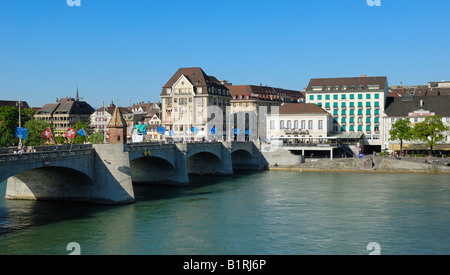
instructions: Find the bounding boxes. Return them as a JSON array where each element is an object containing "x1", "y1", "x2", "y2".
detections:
[{"x1": 0, "y1": 141, "x2": 266, "y2": 204}]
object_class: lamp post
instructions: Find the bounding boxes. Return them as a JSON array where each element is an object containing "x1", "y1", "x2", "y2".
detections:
[{"x1": 16, "y1": 99, "x2": 23, "y2": 150}]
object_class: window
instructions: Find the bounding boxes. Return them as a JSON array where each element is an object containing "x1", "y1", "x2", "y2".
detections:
[
  {"x1": 326, "y1": 86, "x2": 331, "y2": 91},
  {"x1": 350, "y1": 102, "x2": 355, "y2": 108},
  {"x1": 374, "y1": 117, "x2": 380, "y2": 123},
  {"x1": 366, "y1": 94, "x2": 371, "y2": 99},
  {"x1": 301, "y1": 120, "x2": 306, "y2": 129},
  {"x1": 342, "y1": 110, "x2": 346, "y2": 115},
  {"x1": 333, "y1": 109, "x2": 338, "y2": 116},
  {"x1": 341, "y1": 118, "x2": 346, "y2": 123},
  {"x1": 350, "y1": 85, "x2": 356, "y2": 90},
  {"x1": 309, "y1": 95, "x2": 314, "y2": 101},
  {"x1": 358, "y1": 109, "x2": 363, "y2": 115},
  {"x1": 359, "y1": 85, "x2": 364, "y2": 90},
  {"x1": 294, "y1": 120, "x2": 299, "y2": 129},
  {"x1": 358, "y1": 118, "x2": 363, "y2": 124},
  {"x1": 308, "y1": 120, "x2": 313, "y2": 129},
  {"x1": 374, "y1": 94, "x2": 380, "y2": 99},
  {"x1": 325, "y1": 102, "x2": 330, "y2": 108},
  {"x1": 342, "y1": 102, "x2": 346, "y2": 107},
  {"x1": 342, "y1": 85, "x2": 347, "y2": 90},
  {"x1": 350, "y1": 94, "x2": 355, "y2": 100},
  {"x1": 366, "y1": 125, "x2": 371, "y2": 131},
  {"x1": 366, "y1": 102, "x2": 371, "y2": 107},
  {"x1": 318, "y1": 120, "x2": 323, "y2": 130},
  {"x1": 342, "y1": 94, "x2": 346, "y2": 99},
  {"x1": 374, "y1": 109, "x2": 379, "y2": 115},
  {"x1": 287, "y1": 120, "x2": 292, "y2": 129},
  {"x1": 366, "y1": 117, "x2": 371, "y2": 123},
  {"x1": 335, "y1": 86, "x2": 340, "y2": 90},
  {"x1": 318, "y1": 95, "x2": 322, "y2": 100},
  {"x1": 358, "y1": 102, "x2": 363, "y2": 107},
  {"x1": 358, "y1": 94, "x2": 363, "y2": 99},
  {"x1": 350, "y1": 117, "x2": 354, "y2": 123},
  {"x1": 270, "y1": 120, "x2": 275, "y2": 130},
  {"x1": 374, "y1": 102, "x2": 380, "y2": 107},
  {"x1": 325, "y1": 95, "x2": 330, "y2": 100},
  {"x1": 280, "y1": 120, "x2": 285, "y2": 129},
  {"x1": 358, "y1": 125, "x2": 363, "y2": 131},
  {"x1": 366, "y1": 110, "x2": 371, "y2": 115},
  {"x1": 368, "y1": 85, "x2": 380, "y2": 90},
  {"x1": 350, "y1": 125, "x2": 354, "y2": 131},
  {"x1": 333, "y1": 102, "x2": 338, "y2": 108},
  {"x1": 333, "y1": 94, "x2": 338, "y2": 100},
  {"x1": 311, "y1": 86, "x2": 323, "y2": 91},
  {"x1": 350, "y1": 109, "x2": 355, "y2": 115}
]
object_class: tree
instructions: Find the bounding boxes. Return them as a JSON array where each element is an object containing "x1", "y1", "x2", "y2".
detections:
[
  {"x1": 412, "y1": 115, "x2": 449, "y2": 154},
  {"x1": 389, "y1": 117, "x2": 413, "y2": 155},
  {"x1": 89, "y1": 131, "x2": 105, "y2": 144},
  {"x1": 23, "y1": 119, "x2": 53, "y2": 146},
  {"x1": 73, "y1": 120, "x2": 89, "y2": 144},
  {"x1": 0, "y1": 106, "x2": 37, "y2": 147}
]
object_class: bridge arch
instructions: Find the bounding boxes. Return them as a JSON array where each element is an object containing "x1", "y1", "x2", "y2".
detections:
[
  {"x1": 4, "y1": 166, "x2": 95, "y2": 202},
  {"x1": 130, "y1": 156, "x2": 177, "y2": 184},
  {"x1": 187, "y1": 151, "x2": 223, "y2": 176}
]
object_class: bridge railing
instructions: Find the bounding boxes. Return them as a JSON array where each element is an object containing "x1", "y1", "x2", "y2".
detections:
[
  {"x1": 0, "y1": 144, "x2": 93, "y2": 155},
  {"x1": 0, "y1": 148, "x2": 93, "y2": 165}
]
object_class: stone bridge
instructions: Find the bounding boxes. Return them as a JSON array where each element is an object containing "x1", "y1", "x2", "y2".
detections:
[{"x1": 0, "y1": 142, "x2": 266, "y2": 204}]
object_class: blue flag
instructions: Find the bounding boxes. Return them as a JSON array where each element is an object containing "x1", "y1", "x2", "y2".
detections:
[
  {"x1": 157, "y1": 126, "x2": 166, "y2": 135},
  {"x1": 77, "y1": 128, "x2": 86, "y2": 137},
  {"x1": 15, "y1": 127, "x2": 28, "y2": 141},
  {"x1": 191, "y1": 127, "x2": 199, "y2": 135},
  {"x1": 245, "y1": 129, "x2": 250, "y2": 135},
  {"x1": 234, "y1": 128, "x2": 241, "y2": 135},
  {"x1": 210, "y1": 126, "x2": 216, "y2": 135},
  {"x1": 169, "y1": 129, "x2": 174, "y2": 136}
]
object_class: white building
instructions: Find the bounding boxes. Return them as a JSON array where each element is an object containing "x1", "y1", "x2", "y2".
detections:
[
  {"x1": 266, "y1": 103, "x2": 332, "y2": 139},
  {"x1": 160, "y1": 67, "x2": 231, "y2": 141}
]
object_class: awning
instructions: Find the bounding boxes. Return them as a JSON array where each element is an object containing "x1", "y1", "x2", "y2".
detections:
[{"x1": 331, "y1": 132, "x2": 364, "y2": 139}]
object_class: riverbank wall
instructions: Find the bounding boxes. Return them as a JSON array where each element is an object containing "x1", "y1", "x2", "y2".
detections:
[{"x1": 269, "y1": 157, "x2": 450, "y2": 174}]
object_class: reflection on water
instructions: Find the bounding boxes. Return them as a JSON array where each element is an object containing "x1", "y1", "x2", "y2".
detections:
[{"x1": 1, "y1": 171, "x2": 449, "y2": 255}]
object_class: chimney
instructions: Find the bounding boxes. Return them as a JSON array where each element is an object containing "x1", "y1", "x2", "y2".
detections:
[{"x1": 360, "y1": 74, "x2": 367, "y2": 78}]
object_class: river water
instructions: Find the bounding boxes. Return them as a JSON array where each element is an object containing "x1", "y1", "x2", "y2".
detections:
[{"x1": 0, "y1": 171, "x2": 449, "y2": 255}]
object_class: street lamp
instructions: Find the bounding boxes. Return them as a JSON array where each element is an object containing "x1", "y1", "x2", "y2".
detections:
[{"x1": 16, "y1": 99, "x2": 23, "y2": 150}]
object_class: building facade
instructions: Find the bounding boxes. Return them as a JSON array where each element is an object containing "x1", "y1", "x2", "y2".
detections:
[
  {"x1": 160, "y1": 67, "x2": 231, "y2": 140},
  {"x1": 35, "y1": 93, "x2": 95, "y2": 136},
  {"x1": 305, "y1": 75, "x2": 389, "y2": 149},
  {"x1": 383, "y1": 95, "x2": 450, "y2": 152},
  {"x1": 266, "y1": 103, "x2": 332, "y2": 140}
]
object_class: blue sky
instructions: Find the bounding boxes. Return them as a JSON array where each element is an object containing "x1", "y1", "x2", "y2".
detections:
[{"x1": 1, "y1": 0, "x2": 449, "y2": 108}]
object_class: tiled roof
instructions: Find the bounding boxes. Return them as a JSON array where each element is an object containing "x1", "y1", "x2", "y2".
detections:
[
  {"x1": 273, "y1": 103, "x2": 329, "y2": 115},
  {"x1": 161, "y1": 67, "x2": 230, "y2": 96},
  {"x1": 385, "y1": 95, "x2": 450, "y2": 117},
  {"x1": 306, "y1": 76, "x2": 387, "y2": 91}
]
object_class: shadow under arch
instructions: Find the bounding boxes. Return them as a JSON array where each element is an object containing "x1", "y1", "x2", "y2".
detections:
[
  {"x1": 4, "y1": 166, "x2": 95, "y2": 202},
  {"x1": 187, "y1": 151, "x2": 223, "y2": 176},
  {"x1": 129, "y1": 156, "x2": 176, "y2": 184},
  {"x1": 231, "y1": 149, "x2": 254, "y2": 170}
]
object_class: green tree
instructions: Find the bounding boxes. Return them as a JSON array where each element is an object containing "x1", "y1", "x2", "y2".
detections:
[
  {"x1": 0, "y1": 106, "x2": 19, "y2": 147},
  {"x1": 89, "y1": 131, "x2": 105, "y2": 144},
  {"x1": 73, "y1": 120, "x2": 89, "y2": 144},
  {"x1": 23, "y1": 119, "x2": 53, "y2": 146},
  {"x1": 412, "y1": 115, "x2": 449, "y2": 154},
  {"x1": 0, "y1": 106, "x2": 37, "y2": 147},
  {"x1": 389, "y1": 117, "x2": 413, "y2": 155},
  {"x1": 55, "y1": 136, "x2": 65, "y2": 145}
]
